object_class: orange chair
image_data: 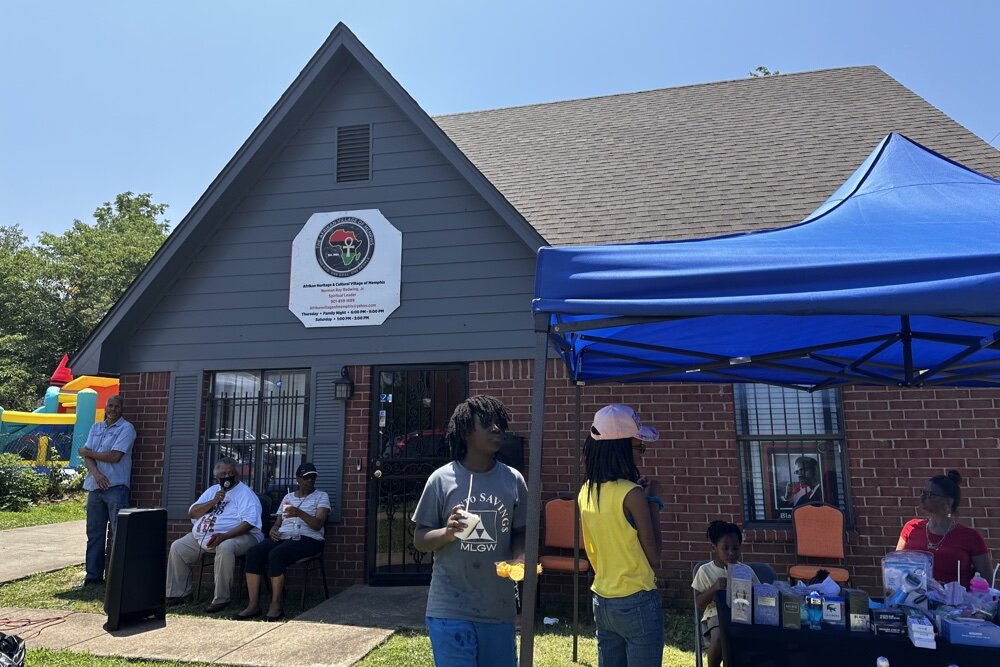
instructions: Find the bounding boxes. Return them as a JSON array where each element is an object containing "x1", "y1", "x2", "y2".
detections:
[
  {"x1": 538, "y1": 497, "x2": 590, "y2": 662},
  {"x1": 789, "y1": 502, "x2": 850, "y2": 584},
  {"x1": 539, "y1": 497, "x2": 590, "y2": 576}
]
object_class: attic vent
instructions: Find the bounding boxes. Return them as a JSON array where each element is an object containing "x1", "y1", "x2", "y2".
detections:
[{"x1": 337, "y1": 124, "x2": 371, "y2": 182}]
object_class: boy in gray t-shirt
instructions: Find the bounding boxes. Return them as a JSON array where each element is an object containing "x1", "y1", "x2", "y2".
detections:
[{"x1": 412, "y1": 396, "x2": 528, "y2": 667}]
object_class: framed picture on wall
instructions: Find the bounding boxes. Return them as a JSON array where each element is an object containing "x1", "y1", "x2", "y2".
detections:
[{"x1": 766, "y1": 450, "x2": 824, "y2": 521}]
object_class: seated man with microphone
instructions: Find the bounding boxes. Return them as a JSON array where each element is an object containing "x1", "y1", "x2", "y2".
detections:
[{"x1": 165, "y1": 457, "x2": 263, "y2": 613}]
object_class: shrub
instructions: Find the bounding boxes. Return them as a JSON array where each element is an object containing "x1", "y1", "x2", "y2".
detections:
[
  {"x1": 64, "y1": 466, "x2": 87, "y2": 493},
  {"x1": 42, "y1": 466, "x2": 67, "y2": 501},
  {"x1": 0, "y1": 453, "x2": 45, "y2": 511},
  {"x1": 38, "y1": 444, "x2": 85, "y2": 500}
]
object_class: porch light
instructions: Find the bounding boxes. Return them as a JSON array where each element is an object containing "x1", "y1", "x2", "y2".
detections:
[{"x1": 334, "y1": 366, "x2": 354, "y2": 401}]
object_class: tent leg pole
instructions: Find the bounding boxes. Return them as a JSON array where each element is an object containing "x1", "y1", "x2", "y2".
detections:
[
  {"x1": 573, "y1": 383, "x2": 582, "y2": 662},
  {"x1": 901, "y1": 315, "x2": 914, "y2": 383},
  {"x1": 519, "y1": 332, "x2": 549, "y2": 667}
]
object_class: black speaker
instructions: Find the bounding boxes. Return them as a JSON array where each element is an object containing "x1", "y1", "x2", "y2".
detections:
[{"x1": 104, "y1": 507, "x2": 167, "y2": 631}]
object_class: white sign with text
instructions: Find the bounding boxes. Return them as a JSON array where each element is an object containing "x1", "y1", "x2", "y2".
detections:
[{"x1": 289, "y1": 209, "x2": 401, "y2": 327}]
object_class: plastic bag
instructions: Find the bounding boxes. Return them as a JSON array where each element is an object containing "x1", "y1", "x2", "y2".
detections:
[
  {"x1": 0, "y1": 633, "x2": 25, "y2": 667},
  {"x1": 792, "y1": 576, "x2": 841, "y2": 597},
  {"x1": 882, "y1": 550, "x2": 932, "y2": 609}
]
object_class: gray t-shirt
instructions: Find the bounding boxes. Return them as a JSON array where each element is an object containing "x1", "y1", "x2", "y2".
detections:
[{"x1": 412, "y1": 460, "x2": 528, "y2": 623}]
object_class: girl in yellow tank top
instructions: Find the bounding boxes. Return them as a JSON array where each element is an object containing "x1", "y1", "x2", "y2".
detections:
[{"x1": 578, "y1": 404, "x2": 664, "y2": 666}]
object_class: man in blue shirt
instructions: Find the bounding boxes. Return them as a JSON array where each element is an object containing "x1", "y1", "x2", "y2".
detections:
[{"x1": 78, "y1": 395, "x2": 136, "y2": 585}]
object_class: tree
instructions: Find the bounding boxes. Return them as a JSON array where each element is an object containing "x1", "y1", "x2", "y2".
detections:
[
  {"x1": 37, "y1": 192, "x2": 170, "y2": 334},
  {"x1": 0, "y1": 225, "x2": 45, "y2": 409},
  {"x1": 0, "y1": 193, "x2": 169, "y2": 410},
  {"x1": 749, "y1": 66, "x2": 780, "y2": 78}
]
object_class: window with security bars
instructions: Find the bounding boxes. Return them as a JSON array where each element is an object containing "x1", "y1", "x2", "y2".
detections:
[
  {"x1": 205, "y1": 370, "x2": 309, "y2": 510},
  {"x1": 734, "y1": 384, "x2": 850, "y2": 524},
  {"x1": 336, "y1": 124, "x2": 371, "y2": 182}
]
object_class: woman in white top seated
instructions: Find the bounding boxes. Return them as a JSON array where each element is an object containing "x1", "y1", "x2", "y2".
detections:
[{"x1": 233, "y1": 462, "x2": 330, "y2": 621}]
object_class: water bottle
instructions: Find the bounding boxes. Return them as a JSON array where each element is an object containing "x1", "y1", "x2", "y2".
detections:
[
  {"x1": 291, "y1": 518, "x2": 301, "y2": 541},
  {"x1": 970, "y1": 572, "x2": 989, "y2": 599}
]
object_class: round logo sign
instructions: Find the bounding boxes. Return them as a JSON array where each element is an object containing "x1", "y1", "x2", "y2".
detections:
[{"x1": 315, "y1": 217, "x2": 375, "y2": 277}]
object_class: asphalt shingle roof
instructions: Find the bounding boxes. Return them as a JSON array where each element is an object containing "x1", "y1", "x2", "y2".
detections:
[{"x1": 434, "y1": 66, "x2": 1000, "y2": 246}]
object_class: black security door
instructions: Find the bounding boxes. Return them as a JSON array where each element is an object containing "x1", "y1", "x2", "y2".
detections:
[{"x1": 366, "y1": 365, "x2": 467, "y2": 585}]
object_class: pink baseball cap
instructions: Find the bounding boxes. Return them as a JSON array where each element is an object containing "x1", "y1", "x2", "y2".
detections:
[{"x1": 590, "y1": 404, "x2": 659, "y2": 442}]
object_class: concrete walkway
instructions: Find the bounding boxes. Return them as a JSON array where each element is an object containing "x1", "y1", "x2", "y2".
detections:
[
  {"x1": 0, "y1": 520, "x2": 85, "y2": 583},
  {"x1": 1, "y1": 585, "x2": 429, "y2": 666}
]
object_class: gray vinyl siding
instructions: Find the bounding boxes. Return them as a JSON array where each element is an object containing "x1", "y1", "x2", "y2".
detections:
[{"x1": 121, "y1": 61, "x2": 537, "y2": 373}]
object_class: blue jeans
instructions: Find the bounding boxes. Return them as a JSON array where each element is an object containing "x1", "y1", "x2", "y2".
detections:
[
  {"x1": 85, "y1": 485, "x2": 129, "y2": 581},
  {"x1": 592, "y1": 589, "x2": 664, "y2": 667},
  {"x1": 426, "y1": 616, "x2": 516, "y2": 667}
]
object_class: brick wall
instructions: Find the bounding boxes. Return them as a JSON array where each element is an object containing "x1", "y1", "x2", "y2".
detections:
[
  {"x1": 133, "y1": 366, "x2": 1000, "y2": 609},
  {"x1": 467, "y1": 363, "x2": 1000, "y2": 605},
  {"x1": 841, "y1": 387, "x2": 1000, "y2": 591},
  {"x1": 321, "y1": 364, "x2": 371, "y2": 588},
  {"x1": 468, "y1": 360, "x2": 740, "y2": 605},
  {"x1": 120, "y1": 372, "x2": 170, "y2": 508}
]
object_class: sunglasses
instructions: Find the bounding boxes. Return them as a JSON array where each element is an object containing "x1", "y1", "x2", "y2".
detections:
[
  {"x1": 632, "y1": 442, "x2": 646, "y2": 454},
  {"x1": 920, "y1": 490, "x2": 945, "y2": 499}
]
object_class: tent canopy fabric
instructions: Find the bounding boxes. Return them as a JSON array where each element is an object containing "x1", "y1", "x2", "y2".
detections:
[
  {"x1": 532, "y1": 133, "x2": 1000, "y2": 390},
  {"x1": 520, "y1": 133, "x2": 1000, "y2": 665}
]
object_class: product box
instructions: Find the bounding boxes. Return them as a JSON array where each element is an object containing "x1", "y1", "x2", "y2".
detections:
[
  {"x1": 780, "y1": 591, "x2": 802, "y2": 630},
  {"x1": 940, "y1": 617, "x2": 1000, "y2": 648},
  {"x1": 871, "y1": 609, "x2": 907, "y2": 626},
  {"x1": 727, "y1": 564, "x2": 754, "y2": 625},
  {"x1": 821, "y1": 596, "x2": 845, "y2": 627},
  {"x1": 844, "y1": 588, "x2": 870, "y2": 632},
  {"x1": 753, "y1": 583, "x2": 780, "y2": 627},
  {"x1": 874, "y1": 622, "x2": 907, "y2": 637},
  {"x1": 907, "y1": 616, "x2": 936, "y2": 649}
]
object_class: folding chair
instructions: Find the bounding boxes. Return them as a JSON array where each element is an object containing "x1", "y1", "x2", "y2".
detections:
[
  {"x1": 266, "y1": 547, "x2": 330, "y2": 609},
  {"x1": 538, "y1": 497, "x2": 590, "y2": 663},
  {"x1": 789, "y1": 503, "x2": 850, "y2": 584},
  {"x1": 196, "y1": 492, "x2": 271, "y2": 602}
]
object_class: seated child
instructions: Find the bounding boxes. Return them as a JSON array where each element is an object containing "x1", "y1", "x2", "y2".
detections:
[{"x1": 692, "y1": 520, "x2": 759, "y2": 667}]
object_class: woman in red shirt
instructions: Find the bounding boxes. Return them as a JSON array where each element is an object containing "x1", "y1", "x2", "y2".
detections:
[{"x1": 895, "y1": 470, "x2": 991, "y2": 587}]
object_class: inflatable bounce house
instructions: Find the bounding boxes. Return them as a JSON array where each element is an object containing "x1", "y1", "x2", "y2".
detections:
[{"x1": 0, "y1": 355, "x2": 119, "y2": 468}]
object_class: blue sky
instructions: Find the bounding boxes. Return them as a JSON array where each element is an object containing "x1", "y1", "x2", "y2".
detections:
[{"x1": 2, "y1": 1, "x2": 998, "y2": 239}]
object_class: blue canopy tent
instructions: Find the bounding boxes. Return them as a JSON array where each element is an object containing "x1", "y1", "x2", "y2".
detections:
[{"x1": 517, "y1": 133, "x2": 1000, "y2": 665}]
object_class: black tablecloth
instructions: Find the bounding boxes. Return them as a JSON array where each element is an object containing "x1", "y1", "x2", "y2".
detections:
[{"x1": 715, "y1": 591, "x2": 996, "y2": 667}]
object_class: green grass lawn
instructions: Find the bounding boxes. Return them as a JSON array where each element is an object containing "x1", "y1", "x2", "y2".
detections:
[
  {"x1": 0, "y1": 564, "x2": 333, "y2": 620},
  {"x1": 359, "y1": 606, "x2": 697, "y2": 667},
  {"x1": 0, "y1": 494, "x2": 86, "y2": 530},
  {"x1": 4, "y1": 565, "x2": 698, "y2": 667},
  {"x1": 26, "y1": 649, "x2": 217, "y2": 667}
]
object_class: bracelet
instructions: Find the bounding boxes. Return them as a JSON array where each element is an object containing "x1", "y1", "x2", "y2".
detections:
[{"x1": 646, "y1": 495, "x2": 664, "y2": 510}]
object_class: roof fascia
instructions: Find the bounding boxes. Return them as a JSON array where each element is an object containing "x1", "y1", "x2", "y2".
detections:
[
  {"x1": 337, "y1": 27, "x2": 547, "y2": 252},
  {"x1": 68, "y1": 26, "x2": 371, "y2": 370},
  {"x1": 73, "y1": 24, "x2": 546, "y2": 372}
]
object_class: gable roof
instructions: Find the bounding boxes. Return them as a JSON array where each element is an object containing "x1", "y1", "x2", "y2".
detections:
[
  {"x1": 73, "y1": 31, "x2": 1000, "y2": 372},
  {"x1": 435, "y1": 66, "x2": 1000, "y2": 246},
  {"x1": 71, "y1": 23, "x2": 544, "y2": 372}
]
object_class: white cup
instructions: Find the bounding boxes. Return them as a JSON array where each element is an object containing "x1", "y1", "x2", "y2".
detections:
[{"x1": 454, "y1": 509, "x2": 481, "y2": 540}]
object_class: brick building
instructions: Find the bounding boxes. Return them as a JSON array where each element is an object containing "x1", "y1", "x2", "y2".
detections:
[{"x1": 73, "y1": 24, "x2": 1000, "y2": 605}]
